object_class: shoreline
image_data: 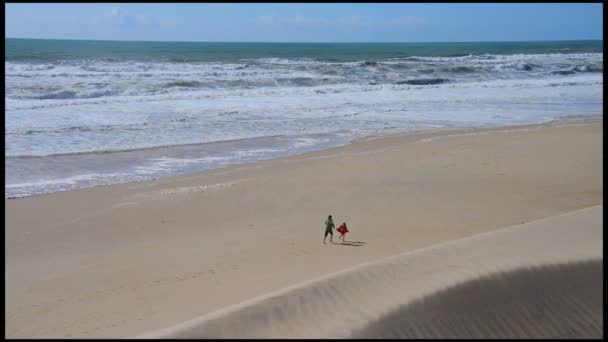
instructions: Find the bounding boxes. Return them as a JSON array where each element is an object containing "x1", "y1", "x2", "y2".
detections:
[
  {"x1": 6, "y1": 114, "x2": 602, "y2": 201},
  {"x1": 5, "y1": 116, "x2": 603, "y2": 337}
]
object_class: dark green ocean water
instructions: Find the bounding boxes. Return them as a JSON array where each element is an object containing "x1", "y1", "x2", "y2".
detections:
[{"x1": 5, "y1": 38, "x2": 603, "y2": 62}]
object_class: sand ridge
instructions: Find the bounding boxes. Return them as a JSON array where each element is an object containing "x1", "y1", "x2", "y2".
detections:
[
  {"x1": 351, "y1": 259, "x2": 602, "y2": 338},
  {"x1": 138, "y1": 205, "x2": 602, "y2": 339}
]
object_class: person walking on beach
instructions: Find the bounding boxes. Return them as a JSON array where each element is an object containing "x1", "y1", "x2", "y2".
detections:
[
  {"x1": 337, "y1": 222, "x2": 349, "y2": 241},
  {"x1": 323, "y1": 215, "x2": 335, "y2": 244}
]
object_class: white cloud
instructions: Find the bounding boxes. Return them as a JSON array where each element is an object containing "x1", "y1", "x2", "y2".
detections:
[
  {"x1": 255, "y1": 14, "x2": 328, "y2": 26},
  {"x1": 94, "y1": 7, "x2": 154, "y2": 27},
  {"x1": 291, "y1": 15, "x2": 309, "y2": 24},
  {"x1": 390, "y1": 16, "x2": 426, "y2": 26},
  {"x1": 252, "y1": 13, "x2": 423, "y2": 30},
  {"x1": 135, "y1": 14, "x2": 148, "y2": 25},
  {"x1": 255, "y1": 14, "x2": 374, "y2": 27},
  {"x1": 335, "y1": 15, "x2": 373, "y2": 26},
  {"x1": 98, "y1": 7, "x2": 126, "y2": 23},
  {"x1": 256, "y1": 14, "x2": 278, "y2": 25},
  {"x1": 286, "y1": 15, "x2": 326, "y2": 25}
]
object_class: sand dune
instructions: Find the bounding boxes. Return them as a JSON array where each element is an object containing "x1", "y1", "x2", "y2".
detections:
[
  {"x1": 351, "y1": 260, "x2": 602, "y2": 338},
  {"x1": 138, "y1": 205, "x2": 602, "y2": 339}
]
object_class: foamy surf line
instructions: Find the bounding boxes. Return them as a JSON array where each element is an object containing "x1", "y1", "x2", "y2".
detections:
[
  {"x1": 4, "y1": 131, "x2": 353, "y2": 198},
  {"x1": 136, "y1": 205, "x2": 602, "y2": 339},
  {"x1": 5, "y1": 116, "x2": 602, "y2": 199}
]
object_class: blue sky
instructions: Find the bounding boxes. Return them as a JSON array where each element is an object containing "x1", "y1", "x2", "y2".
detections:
[{"x1": 5, "y1": 3, "x2": 603, "y2": 42}]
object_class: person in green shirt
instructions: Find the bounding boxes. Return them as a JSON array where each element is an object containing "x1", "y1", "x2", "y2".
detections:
[{"x1": 323, "y1": 215, "x2": 335, "y2": 244}]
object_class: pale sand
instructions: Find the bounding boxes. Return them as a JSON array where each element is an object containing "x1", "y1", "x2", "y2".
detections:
[
  {"x1": 138, "y1": 205, "x2": 603, "y2": 338},
  {"x1": 5, "y1": 118, "x2": 602, "y2": 338}
]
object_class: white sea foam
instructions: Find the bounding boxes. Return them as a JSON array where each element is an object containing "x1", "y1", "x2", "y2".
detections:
[{"x1": 4, "y1": 52, "x2": 603, "y2": 197}]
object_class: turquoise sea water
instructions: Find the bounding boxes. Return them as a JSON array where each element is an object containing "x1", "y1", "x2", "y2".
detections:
[{"x1": 5, "y1": 38, "x2": 603, "y2": 62}]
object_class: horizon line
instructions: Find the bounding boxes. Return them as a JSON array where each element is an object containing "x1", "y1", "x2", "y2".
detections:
[{"x1": 5, "y1": 37, "x2": 604, "y2": 44}]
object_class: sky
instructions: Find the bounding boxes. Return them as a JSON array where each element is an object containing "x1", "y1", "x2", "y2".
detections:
[{"x1": 5, "y1": 3, "x2": 603, "y2": 43}]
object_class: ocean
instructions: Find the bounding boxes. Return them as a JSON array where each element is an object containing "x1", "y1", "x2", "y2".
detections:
[{"x1": 5, "y1": 38, "x2": 603, "y2": 198}]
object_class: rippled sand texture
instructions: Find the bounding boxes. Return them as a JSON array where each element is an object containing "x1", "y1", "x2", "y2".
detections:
[
  {"x1": 140, "y1": 205, "x2": 602, "y2": 339},
  {"x1": 350, "y1": 260, "x2": 602, "y2": 339}
]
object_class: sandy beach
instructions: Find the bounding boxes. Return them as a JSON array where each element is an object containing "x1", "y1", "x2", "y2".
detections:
[
  {"x1": 5, "y1": 118, "x2": 603, "y2": 338},
  {"x1": 141, "y1": 205, "x2": 603, "y2": 338}
]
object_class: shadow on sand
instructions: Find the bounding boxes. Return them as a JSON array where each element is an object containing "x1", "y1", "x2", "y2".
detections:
[{"x1": 333, "y1": 241, "x2": 366, "y2": 247}]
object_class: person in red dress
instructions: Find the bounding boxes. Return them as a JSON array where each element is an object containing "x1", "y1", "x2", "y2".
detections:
[{"x1": 337, "y1": 222, "x2": 349, "y2": 241}]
